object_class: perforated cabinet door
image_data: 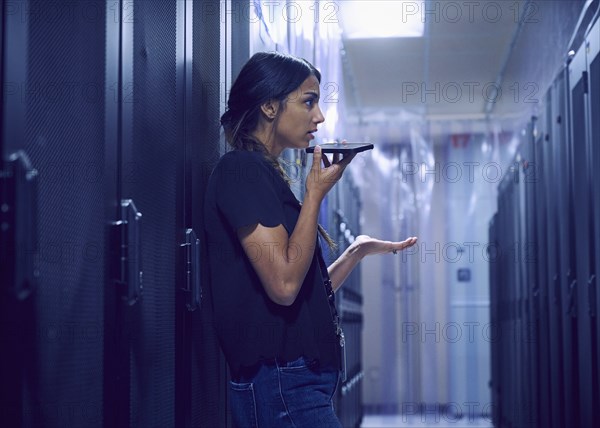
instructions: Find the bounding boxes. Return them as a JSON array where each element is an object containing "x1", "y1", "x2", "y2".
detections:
[
  {"x1": 588, "y1": 19, "x2": 600, "y2": 416},
  {"x1": 555, "y1": 66, "x2": 581, "y2": 428},
  {"x1": 189, "y1": 0, "x2": 229, "y2": 426},
  {"x1": 120, "y1": 1, "x2": 180, "y2": 426},
  {"x1": 523, "y1": 132, "x2": 537, "y2": 428},
  {"x1": 1, "y1": 1, "x2": 107, "y2": 427},
  {"x1": 569, "y1": 40, "x2": 596, "y2": 428},
  {"x1": 534, "y1": 104, "x2": 551, "y2": 428},
  {"x1": 547, "y1": 81, "x2": 566, "y2": 428}
]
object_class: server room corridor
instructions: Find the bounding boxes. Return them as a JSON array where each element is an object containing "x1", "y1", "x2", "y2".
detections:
[{"x1": 1, "y1": 1, "x2": 599, "y2": 427}]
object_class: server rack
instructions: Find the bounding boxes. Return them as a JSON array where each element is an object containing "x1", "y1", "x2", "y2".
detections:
[
  {"x1": 520, "y1": 131, "x2": 531, "y2": 428},
  {"x1": 545, "y1": 82, "x2": 566, "y2": 428},
  {"x1": 569, "y1": 33, "x2": 597, "y2": 428},
  {"x1": 1, "y1": 1, "x2": 230, "y2": 426},
  {"x1": 589, "y1": 17, "x2": 600, "y2": 404},
  {"x1": 1, "y1": 0, "x2": 39, "y2": 426},
  {"x1": 188, "y1": 1, "x2": 230, "y2": 427},
  {"x1": 534, "y1": 101, "x2": 552, "y2": 428},
  {"x1": 488, "y1": 213, "x2": 499, "y2": 427},
  {"x1": 1, "y1": 2, "x2": 108, "y2": 427},
  {"x1": 330, "y1": 174, "x2": 364, "y2": 428},
  {"x1": 490, "y1": 16, "x2": 600, "y2": 428}
]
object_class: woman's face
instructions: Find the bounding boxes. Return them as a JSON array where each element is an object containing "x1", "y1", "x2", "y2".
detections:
[{"x1": 273, "y1": 74, "x2": 325, "y2": 151}]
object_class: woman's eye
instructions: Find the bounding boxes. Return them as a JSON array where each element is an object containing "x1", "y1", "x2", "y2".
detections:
[{"x1": 305, "y1": 98, "x2": 315, "y2": 107}]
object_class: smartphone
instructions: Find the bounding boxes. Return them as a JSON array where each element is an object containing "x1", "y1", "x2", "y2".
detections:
[{"x1": 305, "y1": 142, "x2": 374, "y2": 154}]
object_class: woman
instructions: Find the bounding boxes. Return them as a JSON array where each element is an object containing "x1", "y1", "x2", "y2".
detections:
[{"x1": 203, "y1": 51, "x2": 417, "y2": 427}]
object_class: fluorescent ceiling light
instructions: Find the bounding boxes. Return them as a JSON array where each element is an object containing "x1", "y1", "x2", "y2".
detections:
[{"x1": 340, "y1": 1, "x2": 424, "y2": 39}]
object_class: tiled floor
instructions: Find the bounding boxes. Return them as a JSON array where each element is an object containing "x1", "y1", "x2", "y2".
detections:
[{"x1": 361, "y1": 414, "x2": 494, "y2": 427}]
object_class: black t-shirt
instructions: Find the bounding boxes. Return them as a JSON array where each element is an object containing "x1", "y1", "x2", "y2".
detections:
[{"x1": 203, "y1": 150, "x2": 341, "y2": 379}]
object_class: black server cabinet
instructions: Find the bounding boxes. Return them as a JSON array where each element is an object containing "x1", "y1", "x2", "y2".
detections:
[
  {"x1": 523, "y1": 119, "x2": 537, "y2": 428},
  {"x1": 555, "y1": 65, "x2": 581, "y2": 428},
  {"x1": 569, "y1": 37, "x2": 597, "y2": 428},
  {"x1": 491, "y1": 122, "x2": 540, "y2": 428},
  {"x1": 496, "y1": 145, "x2": 523, "y2": 428},
  {"x1": 488, "y1": 213, "x2": 499, "y2": 427},
  {"x1": 189, "y1": 1, "x2": 229, "y2": 427},
  {"x1": 522, "y1": 125, "x2": 536, "y2": 428},
  {"x1": 507, "y1": 147, "x2": 518, "y2": 428},
  {"x1": 1, "y1": 2, "x2": 39, "y2": 427},
  {"x1": 534, "y1": 105, "x2": 551, "y2": 428},
  {"x1": 488, "y1": 176, "x2": 514, "y2": 426},
  {"x1": 494, "y1": 180, "x2": 505, "y2": 427},
  {"x1": 512, "y1": 150, "x2": 524, "y2": 428},
  {"x1": 510, "y1": 156, "x2": 521, "y2": 428},
  {"x1": 1, "y1": 1, "x2": 228, "y2": 426},
  {"x1": 323, "y1": 172, "x2": 364, "y2": 428},
  {"x1": 490, "y1": 17, "x2": 600, "y2": 424},
  {"x1": 2, "y1": 1, "x2": 107, "y2": 428},
  {"x1": 105, "y1": 1, "x2": 228, "y2": 427},
  {"x1": 105, "y1": 2, "x2": 183, "y2": 426},
  {"x1": 588, "y1": 19, "x2": 600, "y2": 401},
  {"x1": 546, "y1": 81, "x2": 566, "y2": 428},
  {"x1": 495, "y1": 169, "x2": 508, "y2": 428}
]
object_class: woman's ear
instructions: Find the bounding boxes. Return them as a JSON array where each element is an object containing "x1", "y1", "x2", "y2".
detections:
[{"x1": 260, "y1": 99, "x2": 279, "y2": 121}]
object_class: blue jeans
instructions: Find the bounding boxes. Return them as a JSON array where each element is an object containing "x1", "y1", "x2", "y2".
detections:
[{"x1": 229, "y1": 356, "x2": 342, "y2": 427}]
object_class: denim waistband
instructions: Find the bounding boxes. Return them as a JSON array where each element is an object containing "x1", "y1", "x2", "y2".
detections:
[{"x1": 234, "y1": 356, "x2": 318, "y2": 382}]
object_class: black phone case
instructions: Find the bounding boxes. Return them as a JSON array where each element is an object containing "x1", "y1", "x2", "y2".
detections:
[{"x1": 305, "y1": 143, "x2": 374, "y2": 154}]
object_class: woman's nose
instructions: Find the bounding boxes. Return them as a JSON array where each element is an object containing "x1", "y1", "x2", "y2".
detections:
[{"x1": 314, "y1": 106, "x2": 325, "y2": 124}]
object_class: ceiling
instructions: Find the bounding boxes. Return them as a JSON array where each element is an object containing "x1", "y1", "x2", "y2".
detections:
[{"x1": 338, "y1": 1, "x2": 584, "y2": 126}]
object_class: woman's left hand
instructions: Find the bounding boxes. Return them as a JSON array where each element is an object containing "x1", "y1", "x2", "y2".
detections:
[{"x1": 352, "y1": 235, "x2": 418, "y2": 258}]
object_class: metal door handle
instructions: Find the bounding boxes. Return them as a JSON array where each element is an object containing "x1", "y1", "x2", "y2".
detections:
[
  {"x1": 568, "y1": 279, "x2": 577, "y2": 318},
  {"x1": 553, "y1": 274, "x2": 559, "y2": 305},
  {"x1": 181, "y1": 228, "x2": 201, "y2": 312},
  {"x1": 0, "y1": 151, "x2": 39, "y2": 301},
  {"x1": 111, "y1": 199, "x2": 143, "y2": 306},
  {"x1": 588, "y1": 274, "x2": 596, "y2": 317}
]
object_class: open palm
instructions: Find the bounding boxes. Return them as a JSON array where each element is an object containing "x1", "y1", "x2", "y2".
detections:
[{"x1": 353, "y1": 235, "x2": 418, "y2": 257}]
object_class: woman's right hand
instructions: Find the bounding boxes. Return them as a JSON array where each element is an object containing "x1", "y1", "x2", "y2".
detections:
[{"x1": 305, "y1": 145, "x2": 356, "y2": 201}]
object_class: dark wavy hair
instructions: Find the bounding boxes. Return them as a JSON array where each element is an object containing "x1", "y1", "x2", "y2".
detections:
[{"x1": 220, "y1": 51, "x2": 337, "y2": 252}]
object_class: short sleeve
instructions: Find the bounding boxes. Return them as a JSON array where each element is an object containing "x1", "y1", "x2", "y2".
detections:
[{"x1": 215, "y1": 151, "x2": 286, "y2": 232}]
